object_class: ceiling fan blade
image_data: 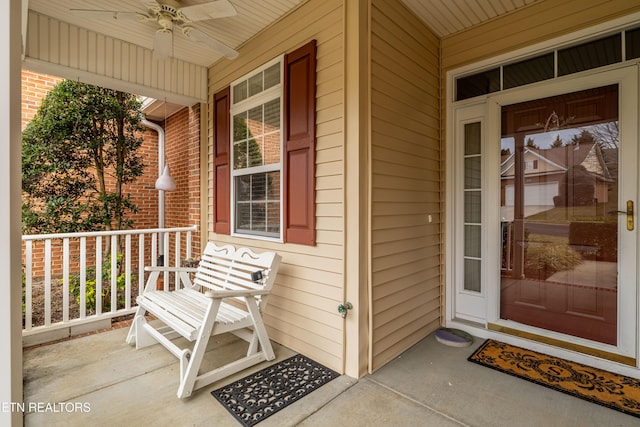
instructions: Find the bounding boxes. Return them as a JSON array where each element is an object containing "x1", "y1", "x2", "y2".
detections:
[
  {"x1": 70, "y1": 9, "x2": 148, "y2": 22},
  {"x1": 182, "y1": 26, "x2": 238, "y2": 59},
  {"x1": 153, "y1": 29, "x2": 173, "y2": 61},
  {"x1": 179, "y1": 0, "x2": 237, "y2": 22}
]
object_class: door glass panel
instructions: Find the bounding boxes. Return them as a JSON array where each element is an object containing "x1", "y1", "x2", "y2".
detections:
[
  {"x1": 558, "y1": 34, "x2": 621, "y2": 76},
  {"x1": 464, "y1": 122, "x2": 482, "y2": 292},
  {"x1": 456, "y1": 69, "x2": 500, "y2": 101},
  {"x1": 503, "y1": 53, "x2": 554, "y2": 90},
  {"x1": 500, "y1": 86, "x2": 619, "y2": 345},
  {"x1": 626, "y1": 27, "x2": 640, "y2": 60},
  {"x1": 465, "y1": 259, "x2": 481, "y2": 293}
]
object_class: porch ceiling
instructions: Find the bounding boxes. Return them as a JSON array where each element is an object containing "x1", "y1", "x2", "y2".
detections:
[
  {"x1": 23, "y1": 0, "x2": 543, "y2": 110},
  {"x1": 27, "y1": 0, "x2": 541, "y2": 70},
  {"x1": 400, "y1": 0, "x2": 540, "y2": 38},
  {"x1": 27, "y1": 0, "x2": 307, "y2": 68}
]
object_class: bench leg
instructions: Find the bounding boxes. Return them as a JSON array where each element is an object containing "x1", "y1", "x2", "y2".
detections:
[
  {"x1": 127, "y1": 308, "x2": 157, "y2": 350},
  {"x1": 245, "y1": 298, "x2": 275, "y2": 361},
  {"x1": 179, "y1": 349, "x2": 192, "y2": 386},
  {"x1": 177, "y1": 298, "x2": 221, "y2": 399},
  {"x1": 126, "y1": 306, "x2": 145, "y2": 346},
  {"x1": 127, "y1": 271, "x2": 160, "y2": 346}
]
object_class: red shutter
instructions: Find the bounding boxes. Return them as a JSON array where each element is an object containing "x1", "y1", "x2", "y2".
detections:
[
  {"x1": 213, "y1": 87, "x2": 230, "y2": 234},
  {"x1": 283, "y1": 40, "x2": 317, "y2": 245}
]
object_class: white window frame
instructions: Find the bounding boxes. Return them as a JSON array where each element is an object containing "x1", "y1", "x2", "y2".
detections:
[{"x1": 229, "y1": 56, "x2": 284, "y2": 242}]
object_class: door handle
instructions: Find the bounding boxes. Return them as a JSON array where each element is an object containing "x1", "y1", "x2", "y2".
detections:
[{"x1": 609, "y1": 201, "x2": 634, "y2": 231}]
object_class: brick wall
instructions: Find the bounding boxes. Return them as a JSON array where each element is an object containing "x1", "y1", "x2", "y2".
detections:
[
  {"x1": 21, "y1": 71, "x2": 61, "y2": 130},
  {"x1": 163, "y1": 104, "x2": 202, "y2": 259}
]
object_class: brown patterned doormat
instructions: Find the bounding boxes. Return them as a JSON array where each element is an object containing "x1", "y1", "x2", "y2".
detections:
[
  {"x1": 212, "y1": 354, "x2": 339, "y2": 426},
  {"x1": 468, "y1": 340, "x2": 640, "y2": 418}
]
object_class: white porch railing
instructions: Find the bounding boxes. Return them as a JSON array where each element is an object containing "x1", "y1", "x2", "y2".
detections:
[{"x1": 22, "y1": 226, "x2": 198, "y2": 343}]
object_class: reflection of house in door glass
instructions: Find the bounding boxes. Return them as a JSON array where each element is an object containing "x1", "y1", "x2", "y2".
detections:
[
  {"x1": 499, "y1": 85, "x2": 619, "y2": 346},
  {"x1": 501, "y1": 127, "x2": 616, "y2": 220}
]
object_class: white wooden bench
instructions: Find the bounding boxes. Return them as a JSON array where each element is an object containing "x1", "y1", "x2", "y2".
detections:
[{"x1": 126, "y1": 242, "x2": 281, "y2": 399}]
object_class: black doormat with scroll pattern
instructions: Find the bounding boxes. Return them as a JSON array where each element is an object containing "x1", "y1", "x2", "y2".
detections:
[{"x1": 212, "y1": 354, "x2": 340, "y2": 426}]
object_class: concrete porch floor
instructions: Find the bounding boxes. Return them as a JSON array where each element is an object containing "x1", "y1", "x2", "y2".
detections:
[{"x1": 23, "y1": 326, "x2": 639, "y2": 426}]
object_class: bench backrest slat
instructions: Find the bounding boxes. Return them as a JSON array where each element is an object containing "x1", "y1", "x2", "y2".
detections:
[{"x1": 193, "y1": 243, "x2": 281, "y2": 308}]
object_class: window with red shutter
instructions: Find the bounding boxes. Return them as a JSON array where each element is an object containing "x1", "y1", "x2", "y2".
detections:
[{"x1": 212, "y1": 40, "x2": 316, "y2": 245}]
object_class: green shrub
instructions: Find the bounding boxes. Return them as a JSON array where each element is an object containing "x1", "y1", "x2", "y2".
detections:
[
  {"x1": 525, "y1": 240, "x2": 582, "y2": 280},
  {"x1": 569, "y1": 221, "x2": 617, "y2": 262},
  {"x1": 68, "y1": 253, "x2": 135, "y2": 313}
]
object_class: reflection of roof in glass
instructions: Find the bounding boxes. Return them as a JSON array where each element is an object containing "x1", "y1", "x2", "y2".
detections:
[{"x1": 501, "y1": 141, "x2": 616, "y2": 182}]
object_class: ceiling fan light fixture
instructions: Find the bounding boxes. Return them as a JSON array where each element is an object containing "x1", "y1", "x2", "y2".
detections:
[
  {"x1": 153, "y1": 28, "x2": 173, "y2": 61},
  {"x1": 71, "y1": 0, "x2": 239, "y2": 61},
  {"x1": 157, "y1": 13, "x2": 175, "y2": 30}
]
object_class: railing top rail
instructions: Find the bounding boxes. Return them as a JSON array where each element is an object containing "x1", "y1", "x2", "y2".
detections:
[{"x1": 22, "y1": 225, "x2": 198, "y2": 241}]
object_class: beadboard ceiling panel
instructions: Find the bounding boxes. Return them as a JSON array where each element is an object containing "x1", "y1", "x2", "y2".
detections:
[
  {"x1": 27, "y1": 0, "x2": 542, "y2": 69},
  {"x1": 400, "y1": 0, "x2": 540, "y2": 38},
  {"x1": 24, "y1": 0, "x2": 542, "y2": 104},
  {"x1": 27, "y1": 0, "x2": 307, "y2": 68}
]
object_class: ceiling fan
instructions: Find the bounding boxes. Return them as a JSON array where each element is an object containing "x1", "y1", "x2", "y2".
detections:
[{"x1": 70, "y1": 0, "x2": 239, "y2": 60}]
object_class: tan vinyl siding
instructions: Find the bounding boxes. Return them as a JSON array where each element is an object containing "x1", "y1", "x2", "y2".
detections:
[
  {"x1": 24, "y1": 11, "x2": 207, "y2": 104},
  {"x1": 369, "y1": 0, "x2": 441, "y2": 371},
  {"x1": 207, "y1": 0, "x2": 344, "y2": 372}
]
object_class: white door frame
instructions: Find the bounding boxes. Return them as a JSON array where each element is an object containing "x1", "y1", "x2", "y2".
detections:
[{"x1": 445, "y1": 13, "x2": 640, "y2": 377}]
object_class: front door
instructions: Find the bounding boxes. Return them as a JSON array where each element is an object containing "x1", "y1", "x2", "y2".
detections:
[
  {"x1": 451, "y1": 66, "x2": 639, "y2": 361},
  {"x1": 496, "y1": 77, "x2": 637, "y2": 355}
]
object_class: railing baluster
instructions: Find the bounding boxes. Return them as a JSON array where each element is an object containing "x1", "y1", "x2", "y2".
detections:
[
  {"x1": 62, "y1": 238, "x2": 69, "y2": 323},
  {"x1": 186, "y1": 231, "x2": 192, "y2": 259},
  {"x1": 44, "y1": 239, "x2": 51, "y2": 327},
  {"x1": 96, "y1": 236, "x2": 102, "y2": 316},
  {"x1": 80, "y1": 237, "x2": 87, "y2": 319},
  {"x1": 111, "y1": 235, "x2": 117, "y2": 313},
  {"x1": 151, "y1": 233, "x2": 157, "y2": 267},
  {"x1": 25, "y1": 240, "x2": 33, "y2": 330},
  {"x1": 163, "y1": 232, "x2": 170, "y2": 291},
  {"x1": 175, "y1": 231, "x2": 181, "y2": 288},
  {"x1": 185, "y1": 231, "x2": 192, "y2": 291},
  {"x1": 138, "y1": 234, "x2": 145, "y2": 297},
  {"x1": 125, "y1": 234, "x2": 131, "y2": 309}
]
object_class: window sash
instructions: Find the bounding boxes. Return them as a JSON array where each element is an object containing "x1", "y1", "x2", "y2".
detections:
[
  {"x1": 230, "y1": 58, "x2": 284, "y2": 240},
  {"x1": 234, "y1": 172, "x2": 281, "y2": 238}
]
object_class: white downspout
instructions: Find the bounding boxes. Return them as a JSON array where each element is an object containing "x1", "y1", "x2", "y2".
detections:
[{"x1": 142, "y1": 118, "x2": 165, "y2": 258}]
